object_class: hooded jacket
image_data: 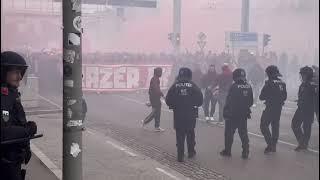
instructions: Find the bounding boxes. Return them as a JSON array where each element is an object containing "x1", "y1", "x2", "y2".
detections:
[
  {"x1": 213, "y1": 66, "x2": 233, "y2": 94},
  {"x1": 149, "y1": 68, "x2": 163, "y2": 107}
]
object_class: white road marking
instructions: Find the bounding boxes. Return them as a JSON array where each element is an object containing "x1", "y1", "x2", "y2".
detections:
[
  {"x1": 123, "y1": 150, "x2": 138, "y2": 157},
  {"x1": 106, "y1": 140, "x2": 126, "y2": 151},
  {"x1": 156, "y1": 168, "x2": 181, "y2": 180},
  {"x1": 88, "y1": 128, "x2": 138, "y2": 157},
  {"x1": 117, "y1": 95, "x2": 319, "y2": 154},
  {"x1": 105, "y1": 140, "x2": 138, "y2": 157},
  {"x1": 87, "y1": 130, "x2": 95, "y2": 135},
  {"x1": 115, "y1": 95, "x2": 172, "y2": 113},
  {"x1": 38, "y1": 95, "x2": 62, "y2": 109}
]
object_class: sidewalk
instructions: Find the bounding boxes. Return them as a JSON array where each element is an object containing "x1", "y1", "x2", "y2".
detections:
[
  {"x1": 25, "y1": 152, "x2": 59, "y2": 180},
  {"x1": 30, "y1": 113, "x2": 189, "y2": 180}
]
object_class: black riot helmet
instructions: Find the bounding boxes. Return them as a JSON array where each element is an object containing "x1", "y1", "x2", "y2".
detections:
[
  {"x1": 233, "y1": 68, "x2": 246, "y2": 82},
  {"x1": 178, "y1": 67, "x2": 192, "y2": 81},
  {"x1": 154, "y1": 67, "x2": 163, "y2": 77},
  {"x1": 299, "y1": 66, "x2": 314, "y2": 82},
  {"x1": 1, "y1": 51, "x2": 28, "y2": 83},
  {"x1": 265, "y1": 65, "x2": 282, "y2": 79}
]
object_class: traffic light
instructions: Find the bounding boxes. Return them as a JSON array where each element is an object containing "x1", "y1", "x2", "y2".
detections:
[{"x1": 263, "y1": 34, "x2": 271, "y2": 47}]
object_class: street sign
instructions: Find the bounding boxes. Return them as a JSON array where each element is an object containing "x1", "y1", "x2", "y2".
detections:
[
  {"x1": 198, "y1": 32, "x2": 207, "y2": 41},
  {"x1": 54, "y1": 0, "x2": 107, "y2": 5},
  {"x1": 230, "y1": 32, "x2": 257, "y2": 42},
  {"x1": 108, "y1": 0, "x2": 157, "y2": 8},
  {"x1": 225, "y1": 31, "x2": 258, "y2": 48}
]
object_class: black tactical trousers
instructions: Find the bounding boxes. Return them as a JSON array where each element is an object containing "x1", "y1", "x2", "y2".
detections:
[
  {"x1": 0, "y1": 161, "x2": 23, "y2": 180},
  {"x1": 291, "y1": 108, "x2": 314, "y2": 147},
  {"x1": 224, "y1": 118, "x2": 249, "y2": 153},
  {"x1": 143, "y1": 106, "x2": 161, "y2": 128},
  {"x1": 175, "y1": 129, "x2": 196, "y2": 158},
  {"x1": 260, "y1": 106, "x2": 282, "y2": 147}
]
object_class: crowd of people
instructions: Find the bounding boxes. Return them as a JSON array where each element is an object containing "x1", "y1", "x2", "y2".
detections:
[
  {"x1": 9, "y1": 49, "x2": 317, "y2": 101},
  {"x1": 143, "y1": 61, "x2": 318, "y2": 162}
]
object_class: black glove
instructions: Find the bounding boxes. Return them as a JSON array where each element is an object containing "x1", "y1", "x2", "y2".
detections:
[
  {"x1": 26, "y1": 121, "x2": 37, "y2": 136},
  {"x1": 21, "y1": 169, "x2": 26, "y2": 179},
  {"x1": 247, "y1": 109, "x2": 252, "y2": 119},
  {"x1": 223, "y1": 106, "x2": 232, "y2": 120},
  {"x1": 24, "y1": 147, "x2": 32, "y2": 164}
]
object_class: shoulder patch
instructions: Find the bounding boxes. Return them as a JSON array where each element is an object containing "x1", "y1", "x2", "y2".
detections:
[
  {"x1": 1, "y1": 87, "x2": 8, "y2": 95},
  {"x1": 2, "y1": 110, "x2": 10, "y2": 122}
]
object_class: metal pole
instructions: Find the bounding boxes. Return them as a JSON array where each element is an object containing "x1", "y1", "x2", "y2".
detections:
[
  {"x1": 173, "y1": 0, "x2": 181, "y2": 54},
  {"x1": 241, "y1": 0, "x2": 249, "y2": 32},
  {"x1": 1, "y1": 0, "x2": 4, "y2": 51},
  {"x1": 62, "y1": 0, "x2": 83, "y2": 180}
]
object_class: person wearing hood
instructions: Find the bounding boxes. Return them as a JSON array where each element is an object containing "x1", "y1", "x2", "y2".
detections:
[
  {"x1": 192, "y1": 64, "x2": 203, "y2": 88},
  {"x1": 212, "y1": 64, "x2": 233, "y2": 125},
  {"x1": 201, "y1": 64, "x2": 218, "y2": 122},
  {"x1": 259, "y1": 65, "x2": 287, "y2": 154},
  {"x1": 248, "y1": 61, "x2": 265, "y2": 107},
  {"x1": 166, "y1": 67, "x2": 203, "y2": 162},
  {"x1": 220, "y1": 68, "x2": 253, "y2": 159},
  {"x1": 141, "y1": 67, "x2": 165, "y2": 132}
]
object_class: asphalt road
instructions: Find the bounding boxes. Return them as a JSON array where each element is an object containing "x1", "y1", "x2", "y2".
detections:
[{"x1": 40, "y1": 91, "x2": 319, "y2": 180}]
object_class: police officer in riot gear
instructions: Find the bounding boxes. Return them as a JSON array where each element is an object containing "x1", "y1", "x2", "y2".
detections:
[
  {"x1": 1, "y1": 51, "x2": 38, "y2": 180},
  {"x1": 259, "y1": 65, "x2": 287, "y2": 154},
  {"x1": 311, "y1": 65, "x2": 319, "y2": 122},
  {"x1": 291, "y1": 66, "x2": 316, "y2": 151},
  {"x1": 166, "y1": 67, "x2": 203, "y2": 162},
  {"x1": 220, "y1": 68, "x2": 253, "y2": 159}
]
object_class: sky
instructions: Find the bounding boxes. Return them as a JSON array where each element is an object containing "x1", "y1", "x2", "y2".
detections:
[{"x1": 2, "y1": 0, "x2": 319, "y2": 62}]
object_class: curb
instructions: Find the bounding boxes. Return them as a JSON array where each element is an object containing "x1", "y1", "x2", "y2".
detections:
[
  {"x1": 30, "y1": 143, "x2": 62, "y2": 180},
  {"x1": 26, "y1": 109, "x2": 62, "y2": 116}
]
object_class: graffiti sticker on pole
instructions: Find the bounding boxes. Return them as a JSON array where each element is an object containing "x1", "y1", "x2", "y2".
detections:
[
  {"x1": 68, "y1": 33, "x2": 80, "y2": 46},
  {"x1": 67, "y1": 120, "x2": 83, "y2": 127},
  {"x1": 67, "y1": 108, "x2": 73, "y2": 118},
  {"x1": 70, "y1": 143, "x2": 81, "y2": 157},
  {"x1": 71, "y1": 0, "x2": 81, "y2": 12},
  {"x1": 64, "y1": 80, "x2": 74, "y2": 87},
  {"x1": 73, "y1": 16, "x2": 81, "y2": 32},
  {"x1": 67, "y1": 99, "x2": 77, "y2": 106},
  {"x1": 64, "y1": 49, "x2": 75, "y2": 63}
]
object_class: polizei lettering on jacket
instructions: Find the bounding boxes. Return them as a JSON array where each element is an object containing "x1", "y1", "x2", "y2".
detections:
[
  {"x1": 176, "y1": 82, "x2": 193, "y2": 88},
  {"x1": 237, "y1": 84, "x2": 251, "y2": 89}
]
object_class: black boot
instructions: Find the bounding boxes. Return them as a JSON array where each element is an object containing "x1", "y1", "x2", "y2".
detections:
[
  {"x1": 242, "y1": 150, "x2": 249, "y2": 159},
  {"x1": 271, "y1": 144, "x2": 276, "y2": 152},
  {"x1": 220, "y1": 150, "x2": 231, "y2": 157},
  {"x1": 177, "y1": 150, "x2": 184, "y2": 162},
  {"x1": 242, "y1": 146, "x2": 249, "y2": 159},
  {"x1": 177, "y1": 154, "x2": 184, "y2": 162},
  {"x1": 188, "y1": 150, "x2": 196, "y2": 158},
  {"x1": 264, "y1": 145, "x2": 273, "y2": 154}
]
